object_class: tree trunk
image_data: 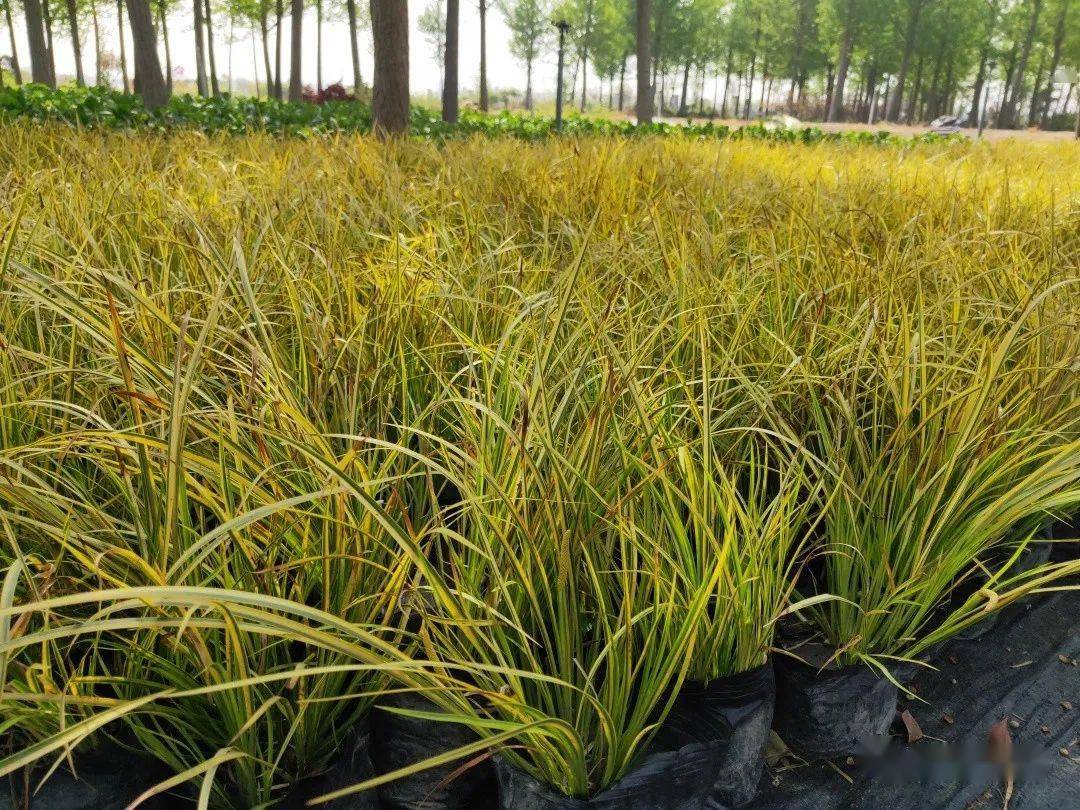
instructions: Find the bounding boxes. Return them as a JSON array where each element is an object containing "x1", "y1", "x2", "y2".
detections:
[
  {"x1": 788, "y1": 0, "x2": 812, "y2": 109},
  {"x1": 719, "y1": 47, "x2": 732, "y2": 117},
  {"x1": 925, "y1": 53, "x2": 943, "y2": 120},
  {"x1": 251, "y1": 29, "x2": 260, "y2": 95},
  {"x1": 346, "y1": 0, "x2": 362, "y2": 91},
  {"x1": 524, "y1": 56, "x2": 532, "y2": 110},
  {"x1": 65, "y1": 0, "x2": 85, "y2": 85},
  {"x1": 125, "y1": 0, "x2": 168, "y2": 108},
  {"x1": 635, "y1": 0, "x2": 651, "y2": 123},
  {"x1": 996, "y1": 41, "x2": 1018, "y2": 126},
  {"x1": 91, "y1": 2, "x2": 101, "y2": 84},
  {"x1": 316, "y1": 0, "x2": 322, "y2": 92},
  {"x1": 887, "y1": 0, "x2": 923, "y2": 121},
  {"x1": 1036, "y1": 1, "x2": 1067, "y2": 126},
  {"x1": 192, "y1": 0, "x2": 206, "y2": 95},
  {"x1": 904, "y1": 56, "x2": 923, "y2": 122},
  {"x1": 1026, "y1": 52, "x2": 1046, "y2": 127},
  {"x1": 260, "y1": 8, "x2": 273, "y2": 95},
  {"x1": 159, "y1": 3, "x2": 172, "y2": 92},
  {"x1": 43, "y1": 0, "x2": 56, "y2": 81},
  {"x1": 442, "y1": 0, "x2": 457, "y2": 122},
  {"x1": 204, "y1": 0, "x2": 219, "y2": 96},
  {"x1": 968, "y1": 49, "x2": 988, "y2": 126},
  {"x1": 370, "y1": 0, "x2": 409, "y2": 135},
  {"x1": 827, "y1": 0, "x2": 856, "y2": 122},
  {"x1": 822, "y1": 62, "x2": 834, "y2": 116},
  {"x1": 116, "y1": 0, "x2": 131, "y2": 91},
  {"x1": 478, "y1": 0, "x2": 487, "y2": 110},
  {"x1": 273, "y1": 0, "x2": 282, "y2": 98},
  {"x1": 227, "y1": 13, "x2": 233, "y2": 93},
  {"x1": 288, "y1": 0, "x2": 302, "y2": 101},
  {"x1": 23, "y1": 0, "x2": 54, "y2": 85},
  {"x1": 617, "y1": 53, "x2": 625, "y2": 111},
  {"x1": 1000, "y1": 0, "x2": 1042, "y2": 128},
  {"x1": 5, "y1": 0, "x2": 24, "y2": 84},
  {"x1": 678, "y1": 58, "x2": 690, "y2": 115},
  {"x1": 744, "y1": 52, "x2": 756, "y2": 119},
  {"x1": 578, "y1": 0, "x2": 594, "y2": 113}
]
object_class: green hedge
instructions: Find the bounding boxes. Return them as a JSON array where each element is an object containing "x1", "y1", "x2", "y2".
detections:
[{"x1": 0, "y1": 84, "x2": 958, "y2": 144}]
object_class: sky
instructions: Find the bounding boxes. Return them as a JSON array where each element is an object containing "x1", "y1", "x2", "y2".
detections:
[{"x1": 3, "y1": 4, "x2": 571, "y2": 99}]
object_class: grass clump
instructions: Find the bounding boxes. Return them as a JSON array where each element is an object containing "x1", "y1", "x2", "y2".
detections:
[{"x1": 0, "y1": 123, "x2": 1078, "y2": 803}]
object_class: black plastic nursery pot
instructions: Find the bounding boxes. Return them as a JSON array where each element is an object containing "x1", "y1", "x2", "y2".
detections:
[
  {"x1": 283, "y1": 724, "x2": 379, "y2": 809},
  {"x1": 370, "y1": 690, "x2": 496, "y2": 810},
  {"x1": 954, "y1": 522, "x2": 1055, "y2": 641},
  {"x1": 495, "y1": 660, "x2": 775, "y2": 809},
  {"x1": 772, "y1": 642, "x2": 897, "y2": 761},
  {"x1": 0, "y1": 752, "x2": 172, "y2": 810}
]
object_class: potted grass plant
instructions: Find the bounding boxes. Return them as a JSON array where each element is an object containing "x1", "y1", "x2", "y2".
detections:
[
  {"x1": 773, "y1": 296, "x2": 1080, "y2": 761},
  {"x1": 349, "y1": 307, "x2": 829, "y2": 809}
]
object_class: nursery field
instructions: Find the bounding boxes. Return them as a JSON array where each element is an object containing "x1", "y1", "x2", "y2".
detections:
[{"x1": 1, "y1": 123, "x2": 1079, "y2": 808}]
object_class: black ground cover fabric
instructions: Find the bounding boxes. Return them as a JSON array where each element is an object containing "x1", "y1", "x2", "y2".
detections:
[
  {"x1": 749, "y1": 591, "x2": 1080, "y2": 809},
  {"x1": 3, "y1": 592, "x2": 1074, "y2": 808}
]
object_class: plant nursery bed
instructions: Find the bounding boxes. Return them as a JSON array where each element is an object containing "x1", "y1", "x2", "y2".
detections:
[
  {"x1": 750, "y1": 591, "x2": 1080, "y2": 809},
  {"x1": 4, "y1": 592, "x2": 1075, "y2": 809}
]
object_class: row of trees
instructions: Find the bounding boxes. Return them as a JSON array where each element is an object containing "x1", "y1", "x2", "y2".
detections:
[
  {"x1": 467, "y1": 0, "x2": 1077, "y2": 128},
  {"x1": 2, "y1": 0, "x2": 1078, "y2": 133},
  {"x1": 0, "y1": 0, "x2": 375, "y2": 102}
]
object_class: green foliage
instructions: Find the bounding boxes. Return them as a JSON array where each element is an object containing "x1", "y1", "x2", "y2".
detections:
[
  {"x1": 0, "y1": 83, "x2": 970, "y2": 143},
  {"x1": 0, "y1": 124, "x2": 1077, "y2": 804}
]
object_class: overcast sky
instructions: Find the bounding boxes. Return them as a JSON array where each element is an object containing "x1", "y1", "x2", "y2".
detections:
[{"x1": 5, "y1": 5, "x2": 570, "y2": 98}]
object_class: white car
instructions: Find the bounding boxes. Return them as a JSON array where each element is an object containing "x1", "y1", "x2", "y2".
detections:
[{"x1": 929, "y1": 115, "x2": 963, "y2": 135}]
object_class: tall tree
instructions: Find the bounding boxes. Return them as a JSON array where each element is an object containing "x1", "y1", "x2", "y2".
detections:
[
  {"x1": 345, "y1": 0, "x2": 363, "y2": 91},
  {"x1": 886, "y1": 0, "x2": 926, "y2": 121},
  {"x1": 63, "y1": 0, "x2": 85, "y2": 84},
  {"x1": 478, "y1": 0, "x2": 489, "y2": 109},
  {"x1": 999, "y1": 0, "x2": 1042, "y2": 127},
  {"x1": 125, "y1": 0, "x2": 168, "y2": 108},
  {"x1": 154, "y1": 0, "x2": 176, "y2": 92},
  {"x1": 3, "y1": 0, "x2": 24, "y2": 84},
  {"x1": 1034, "y1": 0, "x2": 1068, "y2": 126},
  {"x1": 23, "y1": 0, "x2": 56, "y2": 85},
  {"x1": 117, "y1": 0, "x2": 130, "y2": 90},
  {"x1": 825, "y1": 0, "x2": 858, "y2": 121},
  {"x1": 636, "y1": 0, "x2": 651, "y2": 122},
  {"x1": 204, "y1": 0, "x2": 220, "y2": 95},
  {"x1": 42, "y1": 0, "x2": 55, "y2": 79},
  {"x1": 287, "y1": 0, "x2": 300, "y2": 100},
  {"x1": 371, "y1": 0, "x2": 409, "y2": 134},
  {"x1": 315, "y1": 0, "x2": 322, "y2": 91},
  {"x1": 967, "y1": 0, "x2": 999, "y2": 126},
  {"x1": 499, "y1": 0, "x2": 548, "y2": 111},
  {"x1": 193, "y1": 0, "x2": 208, "y2": 94},
  {"x1": 273, "y1": 0, "x2": 281, "y2": 96},
  {"x1": 443, "y1": 0, "x2": 459, "y2": 121}
]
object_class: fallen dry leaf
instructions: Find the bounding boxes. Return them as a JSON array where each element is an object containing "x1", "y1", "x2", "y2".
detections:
[
  {"x1": 899, "y1": 709, "x2": 924, "y2": 743},
  {"x1": 1040, "y1": 725, "x2": 1051, "y2": 735},
  {"x1": 764, "y1": 730, "x2": 789, "y2": 767},
  {"x1": 942, "y1": 712, "x2": 956, "y2": 725},
  {"x1": 1062, "y1": 701, "x2": 1073, "y2": 711},
  {"x1": 987, "y1": 718, "x2": 1014, "y2": 810}
]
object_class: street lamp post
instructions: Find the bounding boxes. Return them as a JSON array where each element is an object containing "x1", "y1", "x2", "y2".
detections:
[{"x1": 554, "y1": 19, "x2": 570, "y2": 133}]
